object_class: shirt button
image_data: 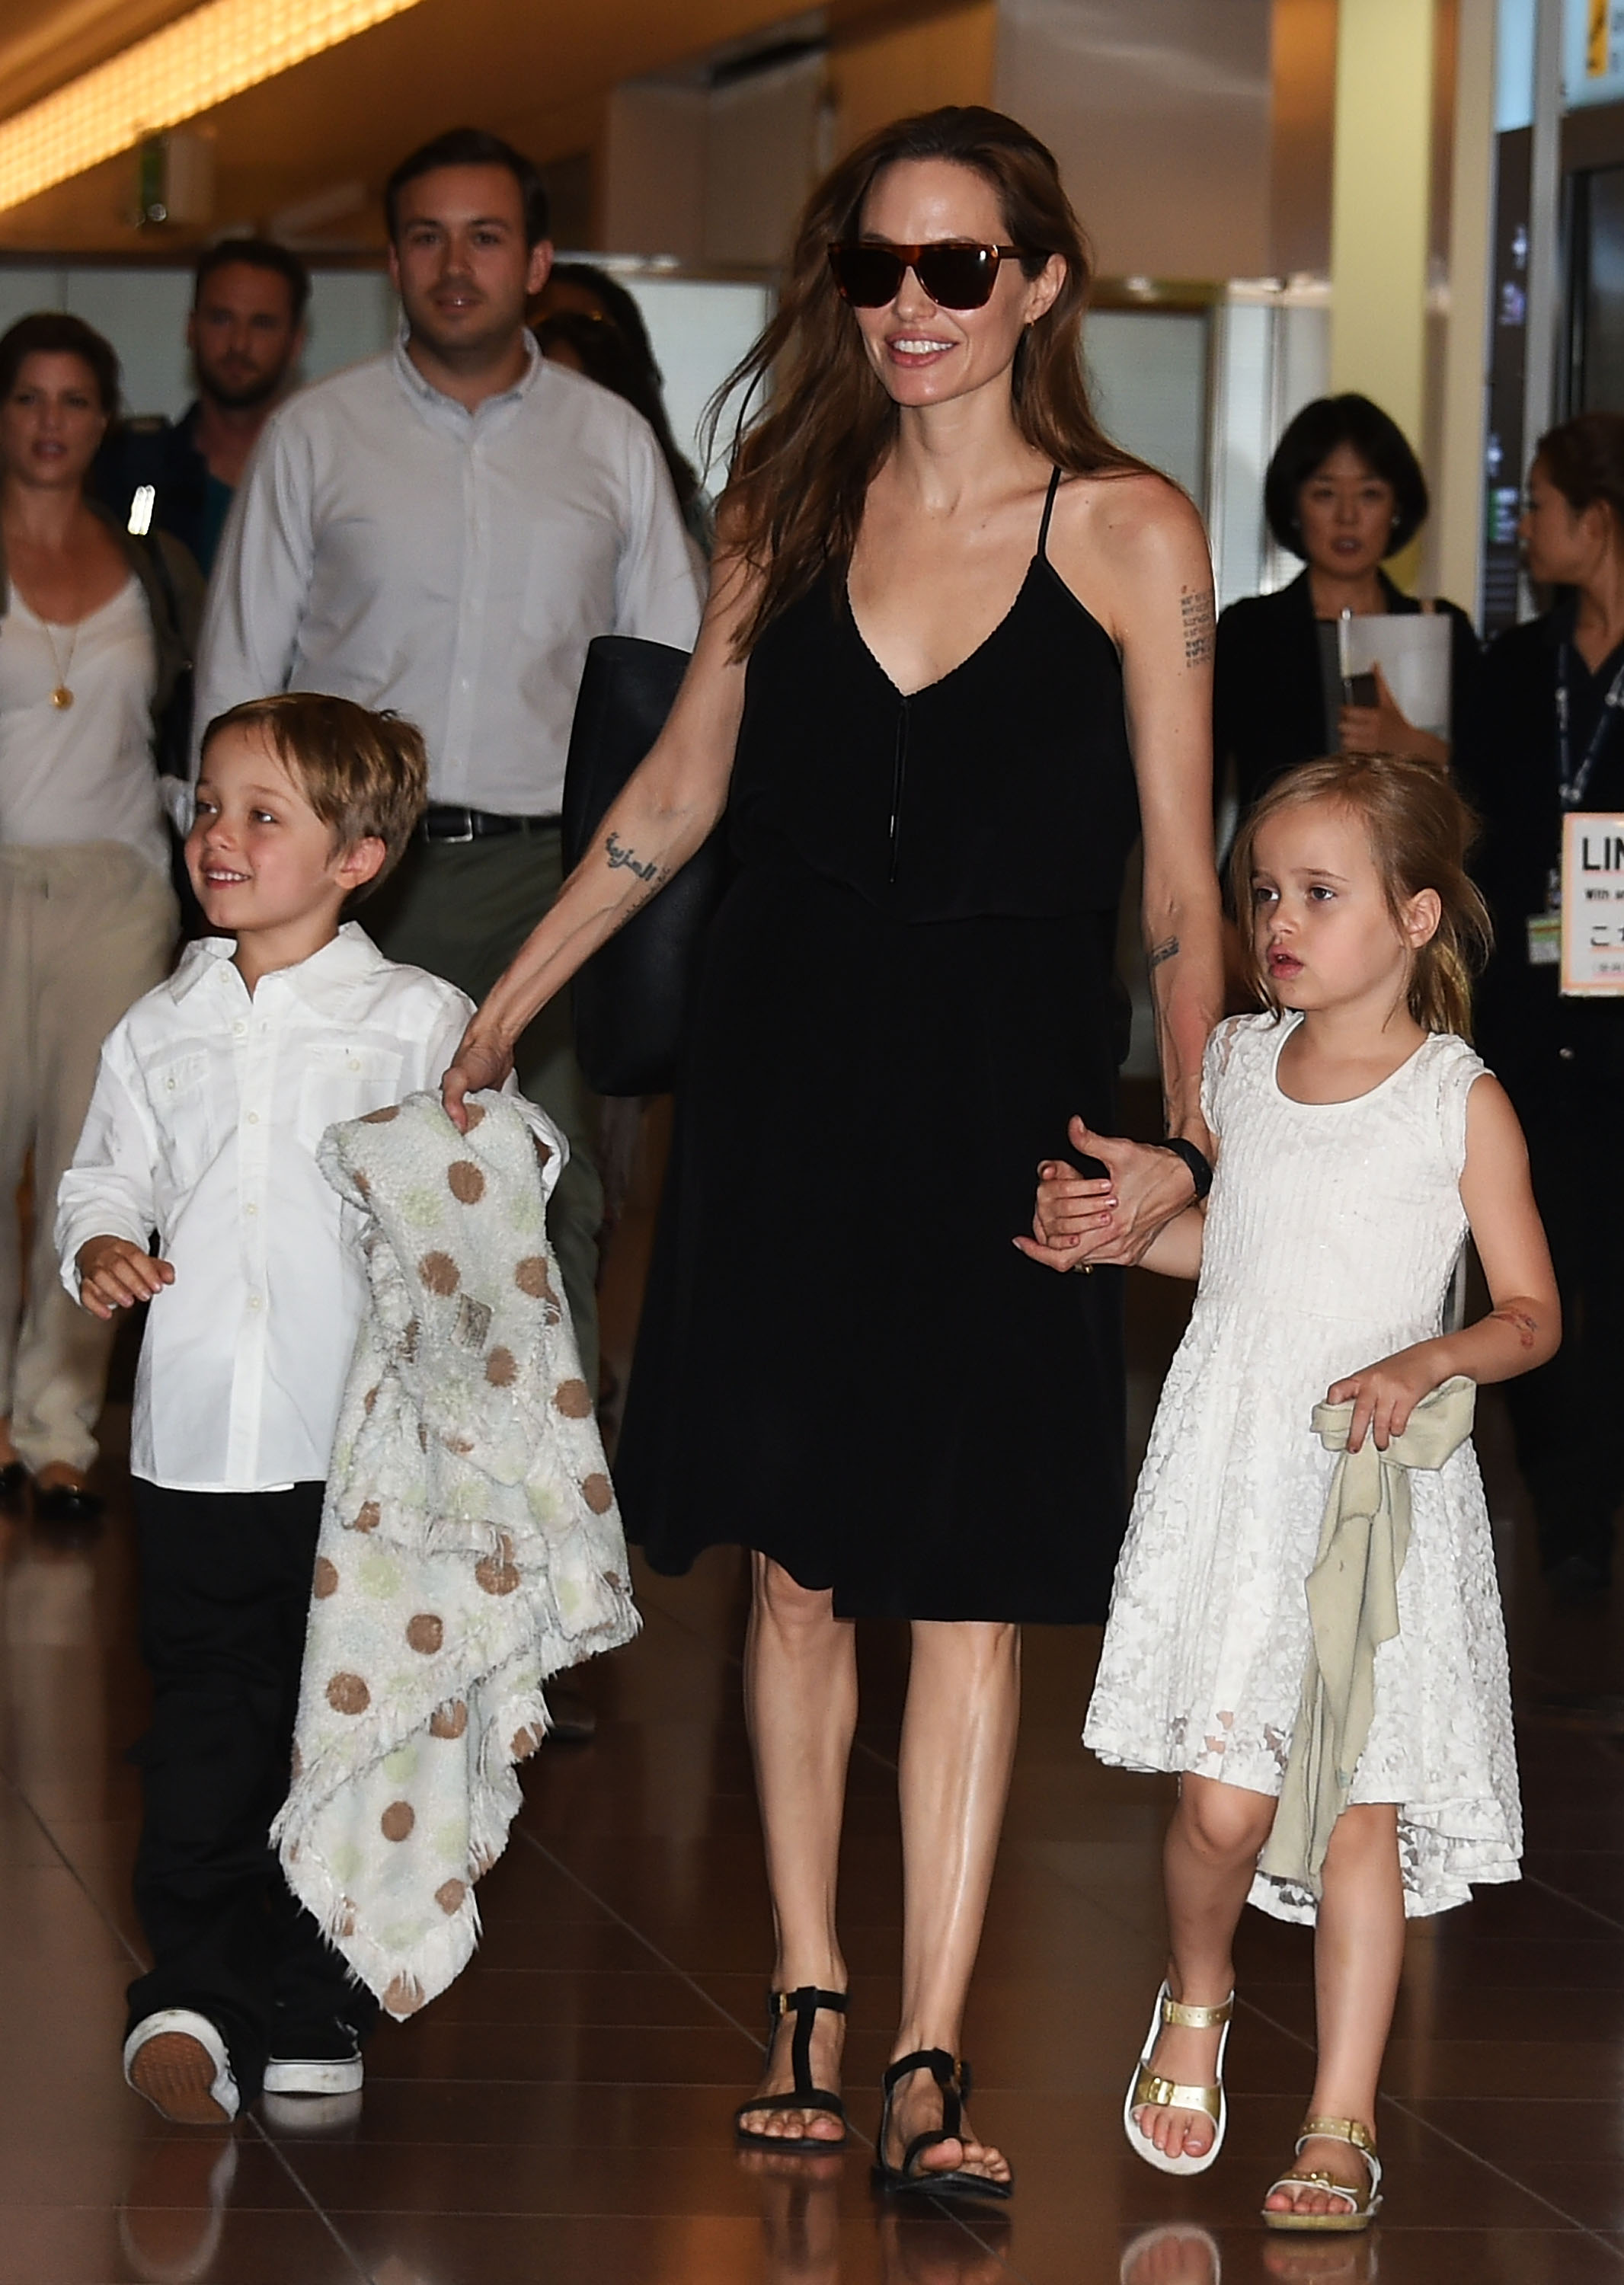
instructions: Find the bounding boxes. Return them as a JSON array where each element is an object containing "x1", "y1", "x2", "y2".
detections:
[
  {"x1": 245, "y1": 1202, "x2": 258, "y2": 1216},
  {"x1": 248, "y1": 1294, "x2": 262, "y2": 1310},
  {"x1": 247, "y1": 1111, "x2": 260, "y2": 1124},
  {"x1": 349, "y1": 1056, "x2": 361, "y2": 1071},
  {"x1": 233, "y1": 1020, "x2": 247, "y2": 1038}
]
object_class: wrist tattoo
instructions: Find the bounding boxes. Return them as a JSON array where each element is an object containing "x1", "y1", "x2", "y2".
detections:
[
  {"x1": 1181, "y1": 587, "x2": 1215, "y2": 667},
  {"x1": 1489, "y1": 1303, "x2": 1538, "y2": 1350},
  {"x1": 1149, "y1": 935, "x2": 1180, "y2": 970}
]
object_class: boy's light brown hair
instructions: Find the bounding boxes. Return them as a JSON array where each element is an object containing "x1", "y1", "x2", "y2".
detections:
[
  {"x1": 1228, "y1": 751, "x2": 1494, "y2": 1040},
  {"x1": 200, "y1": 693, "x2": 428, "y2": 902}
]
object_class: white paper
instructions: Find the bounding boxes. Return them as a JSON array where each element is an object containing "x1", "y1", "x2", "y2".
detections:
[
  {"x1": 1337, "y1": 613, "x2": 1453, "y2": 738},
  {"x1": 1561, "y1": 810, "x2": 1624, "y2": 994}
]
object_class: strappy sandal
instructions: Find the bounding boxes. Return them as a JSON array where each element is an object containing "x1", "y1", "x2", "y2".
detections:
[
  {"x1": 733, "y1": 1986, "x2": 849, "y2": 2152},
  {"x1": 872, "y1": 2047, "x2": 1013, "y2": 2202},
  {"x1": 1261, "y1": 2114, "x2": 1382, "y2": 2232},
  {"x1": 1122, "y1": 1981, "x2": 1233, "y2": 2176}
]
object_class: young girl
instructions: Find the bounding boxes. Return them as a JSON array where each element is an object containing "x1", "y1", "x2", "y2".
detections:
[{"x1": 1025, "y1": 753, "x2": 1558, "y2": 2232}]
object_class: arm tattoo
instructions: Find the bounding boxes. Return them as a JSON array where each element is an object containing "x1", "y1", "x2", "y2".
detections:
[
  {"x1": 1149, "y1": 936, "x2": 1180, "y2": 971},
  {"x1": 605, "y1": 829, "x2": 660, "y2": 884},
  {"x1": 1181, "y1": 586, "x2": 1215, "y2": 667},
  {"x1": 1489, "y1": 1303, "x2": 1539, "y2": 1350}
]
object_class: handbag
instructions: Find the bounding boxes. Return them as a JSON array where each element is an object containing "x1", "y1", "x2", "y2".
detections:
[{"x1": 561, "y1": 634, "x2": 727, "y2": 1095}]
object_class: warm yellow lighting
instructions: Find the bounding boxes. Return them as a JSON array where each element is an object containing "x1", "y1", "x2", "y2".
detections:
[{"x1": 0, "y1": 0, "x2": 428, "y2": 216}]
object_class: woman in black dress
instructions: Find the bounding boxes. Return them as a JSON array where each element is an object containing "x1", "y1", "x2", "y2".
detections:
[
  {"x1": 446, "y1": 106, "x2": 1223, "y2": 2193},
  {"x1": 1216, "y1": 395, "x2": 1480, "y2": 815}
]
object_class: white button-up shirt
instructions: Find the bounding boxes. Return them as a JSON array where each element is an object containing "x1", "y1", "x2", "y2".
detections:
[
  {"x1": 193, "y1": 334, "x2": 705, "y2": 813},
  {"x1": 56, "y1": 925, "x2": 558, "y2": 1494}
]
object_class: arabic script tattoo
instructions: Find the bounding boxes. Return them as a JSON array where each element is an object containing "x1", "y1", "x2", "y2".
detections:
[
  {"x1": 1181, "y1": 586, "x2": 1215, "y2": 668},
  {"x1": 1149, "y1": 936, "x2": 1180, "y2": 970}
]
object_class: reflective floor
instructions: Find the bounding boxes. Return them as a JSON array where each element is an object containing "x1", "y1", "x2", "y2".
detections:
[{"x1": 3, "y1": 1204, "x2": 1623, "y2": 2281}]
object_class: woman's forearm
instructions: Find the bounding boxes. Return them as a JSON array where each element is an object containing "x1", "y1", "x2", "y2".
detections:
[
  {"x1": 1144, "y1": 882, "x2": 1225, "y2": 1147},
  {"x1": 474, "y1": 765, "x2": 724, "y2": 1052}
]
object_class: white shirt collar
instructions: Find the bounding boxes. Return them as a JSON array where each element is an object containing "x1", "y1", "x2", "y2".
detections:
[
  {"x1": 390, "y1": 325, "x2": 542, "y2": 433},
  {"x1": 168, "y1": 922, "x2": 388, "y2": 1009}
]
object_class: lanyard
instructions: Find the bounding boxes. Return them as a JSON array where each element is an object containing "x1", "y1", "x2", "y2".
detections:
[{"x1": 1556, "y1": 641, "x2": 1624, "y2": 808}]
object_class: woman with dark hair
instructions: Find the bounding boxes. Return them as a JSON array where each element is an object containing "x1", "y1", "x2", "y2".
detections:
[
  {"x1": 1466, "y1": 411, "x2": 1624, "y2": 1598},
  {"x1": 533, "y1": 265, "x2": 712, "y2": 556},
  {"x1": 0, "y1": 313, "x2": 200, "y2": 1524},
  {"x1": 446, "y1": 107, "x2": 1223, "y2": 2189},
  {"x1": 1216, "y1": 393, "x2": 1480, "y2": 815}
]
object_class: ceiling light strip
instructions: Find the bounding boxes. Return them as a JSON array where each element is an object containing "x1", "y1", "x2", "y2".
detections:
[{"x1": 0, "y1": 0, "x2": 427, "y2": 216}]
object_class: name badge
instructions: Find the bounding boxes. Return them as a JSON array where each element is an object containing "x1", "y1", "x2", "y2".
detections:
[{"x1": 1560, "y1": 811, "x2": 1624, "y2": 994}]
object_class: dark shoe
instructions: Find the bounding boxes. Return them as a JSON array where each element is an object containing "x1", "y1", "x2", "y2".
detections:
[
  {"x1": 873, "y1": 2048, "x2": 1012, "y2": 2202},
  {"x1": 264, "y1": 2015, "x2": 363, "y2": 2098},
  {"x1": 734, "y1": 1986, "x2": 849, "y2": 2152},
  {"x1": 546, "y1": 1686, "x2": 598, "y2": 1743},
  {"x1": 0, "y1": 1461, "x2": 27, "y2": 1509},
  {"x1": 32, "y1": 1481, "x2": 104, "y2": 1527}
]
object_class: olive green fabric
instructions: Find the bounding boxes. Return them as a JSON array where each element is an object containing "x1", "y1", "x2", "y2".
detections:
[{"x1": 1260, "y1": 1375, "x2": 1477, "y2": 1896}]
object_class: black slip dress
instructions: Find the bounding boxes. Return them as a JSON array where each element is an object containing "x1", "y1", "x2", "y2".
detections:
[{"x1": 615, "y1": 468, "x2": 1142, "y2": 1623}]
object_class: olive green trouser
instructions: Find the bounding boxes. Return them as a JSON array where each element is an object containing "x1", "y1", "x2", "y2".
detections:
[{"x1": 369, "y1": 826, "x2": 603, "y2": 1392}]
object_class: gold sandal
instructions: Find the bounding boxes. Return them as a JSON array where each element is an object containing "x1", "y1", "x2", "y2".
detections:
[{"x1": 1261, "y1": 2115, "x2": 1381, "y2": 2232}]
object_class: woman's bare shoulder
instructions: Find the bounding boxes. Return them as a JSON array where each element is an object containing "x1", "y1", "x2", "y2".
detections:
[{"x1": 1047, "y1": 470, "x2": 1210, "y2": 639}]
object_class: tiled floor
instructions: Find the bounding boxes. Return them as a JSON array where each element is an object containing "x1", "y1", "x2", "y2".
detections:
[{"x1": 4, "y1": 1190, "x2": 1623, "y2": 2280}]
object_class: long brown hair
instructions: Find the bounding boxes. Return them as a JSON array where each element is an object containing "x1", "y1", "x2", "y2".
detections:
[
  {"x1": 1227, "y1": 753, "x2": 1492, "y2": 1039},
  {"x1": 1536, "y1": 408, "x2": 1624, "y2": 530},
  {"x1": 708, "y1": 105, "x2": 1152, "y2": 653}
]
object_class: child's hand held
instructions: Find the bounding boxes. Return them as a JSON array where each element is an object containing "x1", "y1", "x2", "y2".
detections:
[{"x1": 76, "y1": 1236, "x2": 175, "y2": 1321}]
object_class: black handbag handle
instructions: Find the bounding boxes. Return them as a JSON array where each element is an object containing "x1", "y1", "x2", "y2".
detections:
[{"x1": 562, "y1": 635, "x2": 727, "y2": 1096}]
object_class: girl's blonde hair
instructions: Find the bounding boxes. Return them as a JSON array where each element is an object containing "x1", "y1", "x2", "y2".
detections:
[{"x1": 1228, "y1": 753, "x2": 1493, "y2": 1038}]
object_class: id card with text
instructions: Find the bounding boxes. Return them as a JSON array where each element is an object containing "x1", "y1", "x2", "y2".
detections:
[{"x1": 1561, "y1": 810, "x2": 1624, "y2": 993}]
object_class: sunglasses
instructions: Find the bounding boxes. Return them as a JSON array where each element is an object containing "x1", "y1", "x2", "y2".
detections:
[{"x1": 827, "y1": 240, "x2": 1038, "y2": 311}]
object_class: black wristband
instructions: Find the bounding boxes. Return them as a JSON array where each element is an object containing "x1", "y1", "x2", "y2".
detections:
[{"x1": 1158, "y1": 1136, "x2": 1213, "y2": 1203}]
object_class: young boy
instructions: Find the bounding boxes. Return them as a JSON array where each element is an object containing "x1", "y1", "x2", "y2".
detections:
[{"x1": 57, "y1": 693, "x2": 488, "y2": 2126}]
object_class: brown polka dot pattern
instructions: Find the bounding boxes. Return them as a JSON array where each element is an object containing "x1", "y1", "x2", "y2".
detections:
[
  {"x1": 514, "y1": 1255, "x2": 555, "y2": 1302},
  {"x1": 399, "y1": 1318, "x2": 420, "y2": 1363},
  {"x1": 327, "y1": 1672, "x2": 369, "y2": 1715},
  {"x1": 582, "y1": 1472, "x2": 613, "y2": 1515},
  {"x1": 405, "y1": 1613, "x2": 443, "y2": 1655},
  {"x1": 360, "y1": 1105, "x2": 399, "y2": 1124},
  {"x1": 353, "y1": 1500, "x2": 380, "y2": 1533},
  {"x1": 475, "y1": 1536, "x2": 521, "y2": 1596},
  {"x1": 353, "y1": 1170, "x2": 371, "y2": 1198},
  {"x1": 418, "y1": 1251, "x2": 459, "y2": 1296},
  {"x1": 313, "y1": 1558, "x2": 339, "y2": 1599},
  {"x1": 363, "y1": 1385, "x2": 380, "y2": 1415},
  {"x1": 381, "y1": 1801, "x2": 415, "y2": 1842},
  {"x1": 435, "y1": 1878, "x2": 467, "y2": 1915},
  {"x1": 383, "y1": 1973, "x2": 423, "y2": 2015},
  {"x1": 484, "y1": 1347, "x2": 516, "y2": 1387},
  {"x1": 552, "y1": 1378, "x2": 591, "y2": 1418},
  {"x1": 429, "y1": 1699, "x2": 468, "y2": 1739},
  {"x1": 446, "y1": 1160, "x2": 485, "y2": 1205},
  {"x1": 463, "y1": 1102, "x2": 486, "y2": 1130},
  {"x1": 511, "y1": 1724, "x2": 542, "y2": 1761}
]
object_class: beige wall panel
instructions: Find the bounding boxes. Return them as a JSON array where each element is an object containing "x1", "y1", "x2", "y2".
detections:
[
  {"x1": 993, "y1": 0, "x2": 1272, "y2": 280},
  {"x1": 601, "y1": 84, "x2": 708, "y2": 262},
  {"x1": 1271, "y1": 0, "x2": 1338, "y2": 278},
  {"x1": 830, "y1": 2, "x2": 998, "y2": 155}
]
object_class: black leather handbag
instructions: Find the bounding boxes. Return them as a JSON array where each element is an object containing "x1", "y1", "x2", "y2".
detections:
[{"x1": 561, "y1": 634, "x2": 727, "y2": 1095}]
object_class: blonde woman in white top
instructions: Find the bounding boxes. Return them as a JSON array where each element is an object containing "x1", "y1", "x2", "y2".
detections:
[{"x1": 0, "y1": 313, "x2": 199, "y2": 1525}]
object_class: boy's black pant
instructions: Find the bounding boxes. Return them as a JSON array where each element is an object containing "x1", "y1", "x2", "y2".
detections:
[{"x1": 126, "y1": 1480, "x2": 377, "y2": 2103}]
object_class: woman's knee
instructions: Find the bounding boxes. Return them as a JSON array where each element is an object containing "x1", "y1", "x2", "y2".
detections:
[
  {"x1": 752, "y1": 1554, "x2": 836, "y2": 1636},
  {"x1": 1178, "y1": 1775, "x2": 1276, "y2": 1865}
]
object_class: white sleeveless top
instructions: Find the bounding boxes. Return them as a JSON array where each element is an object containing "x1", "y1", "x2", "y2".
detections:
[
  {"x1": 1086, "y1": 1013, "x2": 1522, "y2": 1925},
  {"x1": 0, "y1": 574, "x2": 167, "y2": 876}
]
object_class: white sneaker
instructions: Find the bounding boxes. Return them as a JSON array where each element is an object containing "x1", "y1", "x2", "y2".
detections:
[
  {"x1": 123, "y1": 2009, "x2": 240, "y2": 2125},
  {"x1": 264, "y1": 2021, "x2": 363, "y2": 2098}
]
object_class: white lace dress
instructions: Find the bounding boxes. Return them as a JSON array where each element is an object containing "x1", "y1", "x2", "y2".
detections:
[{"x1": 1085, "y1": 1014, "x2": 1522, "y2": 1924}]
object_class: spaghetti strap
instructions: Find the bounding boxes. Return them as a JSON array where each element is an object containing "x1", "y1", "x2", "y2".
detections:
[{"x1": 1037, "y1": 465, "x2": 1063, "y2": 561}]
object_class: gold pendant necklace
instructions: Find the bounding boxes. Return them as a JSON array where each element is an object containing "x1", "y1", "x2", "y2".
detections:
[{"x1": 41, "y1": 616, "x2": 78, "y2": 709}]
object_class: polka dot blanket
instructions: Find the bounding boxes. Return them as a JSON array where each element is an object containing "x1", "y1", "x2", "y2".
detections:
[{"x1": 272, "y1": 1089, "x2": 639, "y2": 2016}]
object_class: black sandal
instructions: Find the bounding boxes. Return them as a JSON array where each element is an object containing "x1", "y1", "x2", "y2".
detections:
[
  {"x1": 873, "y1": 2048, "x2": 1013, "y2": 2201},
  {"x1": 733, "y1": 1986, "x2": 849, "y2": 2152}
]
